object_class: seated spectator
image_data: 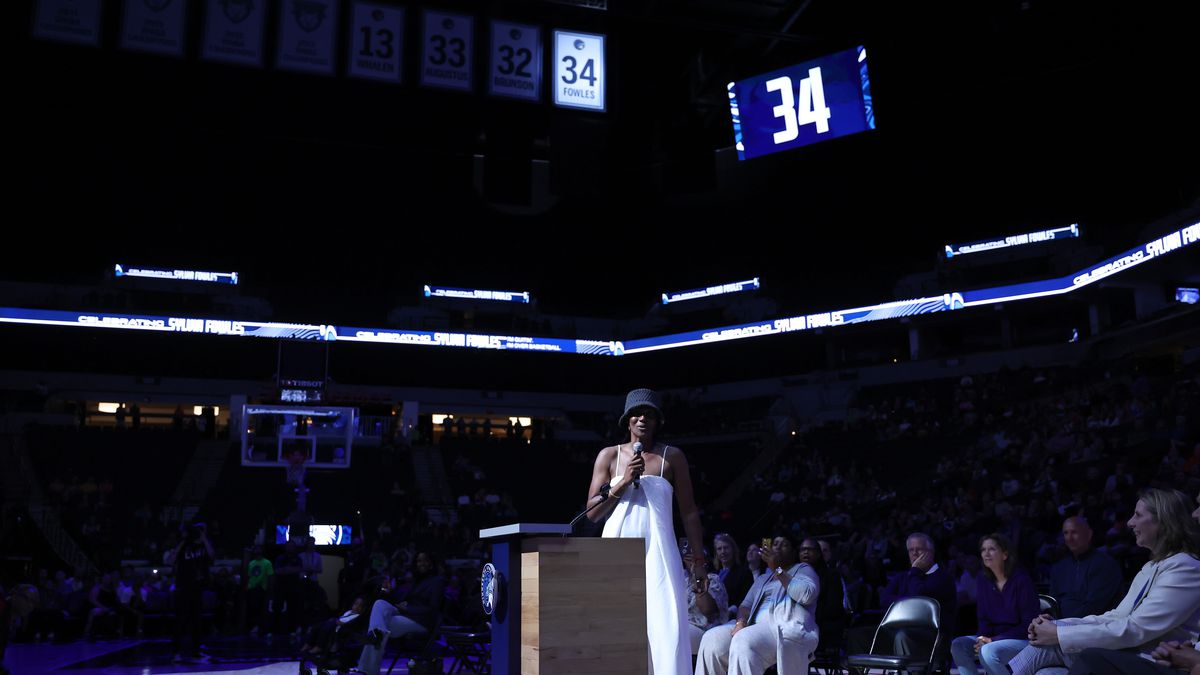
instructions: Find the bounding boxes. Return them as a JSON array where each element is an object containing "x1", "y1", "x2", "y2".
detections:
[
  {"x1": 302, "y1": 596, "x2": 367, "y2": 656},
  {"x1": 950, "y1": 533, "x2": 1039, "y2": 675},
  {"x1": 696, "y1": 534, "x2": 820, "y2": 675},
  {"x1": 1104, "y1": 461, "x2": 1135, "y2": 495},
  {"x1": 1069, "y1": 636, "x2": 1200, "y2": 674},
  {"x1": 1054, "y1": 489, "x2": 1200, "y2": 675},
  {"x1": 1051, "y1": 516, "x2": 1123, "y2": 619},
  {"x1": 713, "y1": 534, "x2": 752, "y2": 609},
  {"x1": 818, "y1": 539, "x2": 854, "y2": 615},
  {"x1": 745, "y1": 542, "x2": 769, "y2": 583},
  {"x1": 115, "y1": 567, "x2": 145, "y2": 637},
  {"x1": 799, "y1": 537, "x2": 848, "y2": 654},
  {"x1": 83, "y1": 573, "x2": 122, "y2": 639},
  {"x1": 846, "y1": 532, "x2": 957, "y2": 664},
  {"x1": 1008, "y1": 488, "x2": 1200, "y2": 674},
  {"x1": 684, "y1": 547, "x2": 729, "y2": 655},
  {"x1": 356, "y1": 552, "x2": 444, "y2": 675},
  {"x1": 955, "y1": 550, "x2": 982, "y2": 620}
]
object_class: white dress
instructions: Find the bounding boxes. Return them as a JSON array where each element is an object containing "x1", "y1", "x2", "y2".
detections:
[{"x1": 602, "y1": 445, "x2": 691, "y2": 675}]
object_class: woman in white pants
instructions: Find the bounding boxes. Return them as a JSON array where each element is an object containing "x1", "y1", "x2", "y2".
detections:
[{"x1": 696, "y1": 534, "x2": 820, "y2": 675}]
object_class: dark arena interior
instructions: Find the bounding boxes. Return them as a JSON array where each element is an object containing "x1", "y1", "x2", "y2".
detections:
[{"x1": 3, "y1": 0, "x2": 1200, "y2": 674}]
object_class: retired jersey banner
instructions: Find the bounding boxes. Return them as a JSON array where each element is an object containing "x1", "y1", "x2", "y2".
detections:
[
  {"x1": 553, "y1": 30, "x2": 605, "y2": 111},
  {"x1": 120, "y1": 0, "x2": 188, "y2": 57},
  {"x1": 420, "y1": 10, "x2": 473, "y2": 91},
  {"x1": 33, "y1": 0, "x2": 103, "y2": 46},
  {"x1": 277, "y1": 0, "x2": 339, "y2": 75},
  {"x1": 488, "y1": 20, "x2": 541, "y2": 101},
  {"x1": 201, "y1": 0, "x2": 266, "y2": 66},
  {"x1": 348, "y1": 2, "x2": 403, "y2": 83}
]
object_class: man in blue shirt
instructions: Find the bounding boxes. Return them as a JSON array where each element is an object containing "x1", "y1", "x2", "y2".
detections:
[{"x1": 1050, "y1": 517, "x2": 1123, "y2": 618}]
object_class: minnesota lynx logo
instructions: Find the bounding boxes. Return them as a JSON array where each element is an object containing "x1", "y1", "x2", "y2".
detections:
[
  {"x1": 291, "y1": 1, "x2": 328, "y2": 33},
  {"x1": 219, "y1": 0, "x2": 254, "y2": 24}
]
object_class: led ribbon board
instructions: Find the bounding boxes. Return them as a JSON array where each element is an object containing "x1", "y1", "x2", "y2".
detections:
[
  {"x1": 662, "y1": 278, "x2": 760, "y2": 305},
  {"x1": 115, "y1": 265, "x2": 239, "y2": 285},
  {"x1": 336, "y1": 326, "x2": 621, "y2": 355},
  {"x1": 624, "y1": 296, "x2": 958, "y2": 354},
  {"x1": 0, "y1": 307, "x2": 621, "y2": 356},
  {"x1": 423, "y1": 285, "x2": 530, "y2": 303},
  {"x1": 729, "y1": 45, "x2": 874, "y2": 161},
  {"x1": 945, "y1": 224, "x2": 1079, "y2": 258},
  {"x1": 626, "y1": 223, "x2": 1198, "y2": 353},
  {"x1": 959, "y1": 225, "x2": 1197, "y2": 307},
  {"x1": 4, "y1": 223, "x2": 1194, "y2": 356},
  {"x1": 0, "y1": 309, "x2": 331, "y2": 339}
]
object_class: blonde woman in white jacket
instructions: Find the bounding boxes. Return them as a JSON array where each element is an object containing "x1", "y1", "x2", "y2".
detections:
[{"x1": 1007, "y1": 488, "x2": 1200, "y2": 675}]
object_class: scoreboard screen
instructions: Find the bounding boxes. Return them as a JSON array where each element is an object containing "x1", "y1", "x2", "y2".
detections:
[{"x1": 728, "y1": 45, "x2": 874, "y2": 160}]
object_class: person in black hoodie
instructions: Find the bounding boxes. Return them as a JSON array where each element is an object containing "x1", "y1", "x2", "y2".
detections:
[
  {"x1": 168, "y1": 522, "x2": 214, "y2": 663},
  {"x1": 355, "y1": 551, "x2": 444, "y2": 675}
]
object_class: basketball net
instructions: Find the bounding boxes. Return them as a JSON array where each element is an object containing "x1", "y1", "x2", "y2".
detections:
[{"x1": 285, "y1": 452, "x2": 307, "y2": 487}]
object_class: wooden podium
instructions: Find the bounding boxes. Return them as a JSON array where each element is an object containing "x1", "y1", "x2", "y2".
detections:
[{"x1": 481, "y1": 524, "x2": 647, "y2": 675}]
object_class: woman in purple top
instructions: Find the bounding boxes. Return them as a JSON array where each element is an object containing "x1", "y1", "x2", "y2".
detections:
[{"x1": 951, "y1": 533, "x2": 1040, "y2": 675}]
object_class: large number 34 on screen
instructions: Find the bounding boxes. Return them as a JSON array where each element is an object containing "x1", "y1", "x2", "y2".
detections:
[{"x1": 765, "y1": 67, "x2": 831, "y2": 144}]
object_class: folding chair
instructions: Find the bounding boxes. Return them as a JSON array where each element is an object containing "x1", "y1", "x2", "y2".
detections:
[{"x1": 845, "y1": 597, "x2": 941, "y2": 675}]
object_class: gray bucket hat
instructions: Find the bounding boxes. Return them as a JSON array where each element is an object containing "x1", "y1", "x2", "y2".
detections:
[{"x1": 619, "y1": 388, "x2": 664, "y2": 428}]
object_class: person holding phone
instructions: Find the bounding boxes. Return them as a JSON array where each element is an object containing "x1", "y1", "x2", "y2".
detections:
[
  {"x1": 684, "y1": 541, "x2": 729, "y2": 654},
  {"x1": 697, "y1": 534, "x2": 821, "y2": 675}
]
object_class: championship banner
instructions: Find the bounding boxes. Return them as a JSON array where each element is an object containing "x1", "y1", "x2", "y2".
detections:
[
  {"x1": 277, "y1": 0, "x2": 339, "y2": 75},
  {"x1": 33, "y1": 0, "x2": 103, "y2": 46},
  {"x1": 201, "y1": 0, "x2": 266, "y2": 66},
  {"x1": 120, "y1": 0, "x2": 188, "y2": 57}
]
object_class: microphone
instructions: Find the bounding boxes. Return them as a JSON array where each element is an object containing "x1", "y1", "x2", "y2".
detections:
[
  {"x1": 632, "y1": 442, "x2": 643, "y2": 490},
  {"x1": 567, "y1": 483, "x2": 610, "y2": 532}
]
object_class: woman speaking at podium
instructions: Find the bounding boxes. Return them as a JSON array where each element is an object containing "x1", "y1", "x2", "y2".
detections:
[{"x1": 586, "y1": 388, "x2": 707, "y2": 675}]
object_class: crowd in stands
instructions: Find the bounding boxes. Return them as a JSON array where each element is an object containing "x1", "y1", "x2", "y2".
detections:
[
  {"x1": 684, "y1": 358, "x2": 1200, "y2": 673},
  {"x1": 3, "y1": 355, "x2": 1200, "y2": 674}
]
